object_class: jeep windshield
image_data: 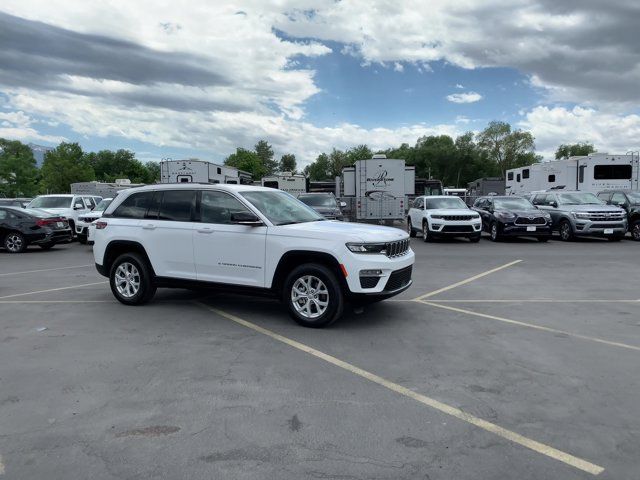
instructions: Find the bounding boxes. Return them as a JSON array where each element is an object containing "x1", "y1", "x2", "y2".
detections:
[
  {"x1": 94, "y1": 199, "x2": 113, "y2": 212},
  {"x1": 297, "y1": 194, "x2": 337, "y2": 207},
  {"x1": 558, "y1": 193, "x2": 603, "y2": 205},
  {"x1": 241, "y1": 190, "x2": 325, "y2": 225},
  {"x1": 493, "y1": 198, "x2": 534, "y2": 210},
  {"x1": 29, "y1": 196, "x2": 72, "y2": 208},
  {"x1": 425, "y1": 197, "x2": 467, "y2": 209}
]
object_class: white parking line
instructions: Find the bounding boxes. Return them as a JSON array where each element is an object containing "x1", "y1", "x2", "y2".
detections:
[
  {"x1": 197, "y1": 302, "x2": 604, "y2": 476},
  {"x1": 413, "y1": 260, "x2": 522, "y2": 301},
  {"x1": 423, "y1": 301, "x2": 640, "y2": 352},
  {"x1": 0, "y1": 454, "x2": 4, "y2": 475},
  {"x1": 425, "y1": 299, "x2": 640, "y2": 304},
  {"x1": 0, "y1": 300, "x2": 113, "y2": 304},
  {"x1": 0, "y1": 264, "x2": 93, "y2": 277},
  {"x1": 0, "y1": 281, "x2": 108, "y2": 299}
]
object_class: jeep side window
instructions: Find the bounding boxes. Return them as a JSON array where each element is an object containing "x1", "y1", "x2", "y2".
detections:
[
  {"x1": 158, "y1": 190, "x2": 196, "y2": 222},
  {"x1": 112, "y1": 192, "x2": 155, "y2": 219},
  {"x1": 200, "y1": 191, "x2": 251, "y2": 224}
]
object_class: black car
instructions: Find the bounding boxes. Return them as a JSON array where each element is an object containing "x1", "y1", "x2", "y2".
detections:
[
  {"x1": 597, "y1": 190, "x2": 640, "y2": 240},
  {"x1": 472, "y1": 196, "x2": 552, "y2": 242},
  {"x1": 0, "y1": 207, "x2": 72, "y2": 253},
  {"x1": 297, "y1": 193, "x2": 345, "y2": 220}
]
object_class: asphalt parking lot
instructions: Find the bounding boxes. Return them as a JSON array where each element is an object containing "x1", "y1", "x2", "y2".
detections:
[{"x1": 1, "y1": 236, "x2": 639, "y2": 479}]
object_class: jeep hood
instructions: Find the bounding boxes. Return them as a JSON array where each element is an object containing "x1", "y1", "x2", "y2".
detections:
[
  {"x1": 561, "y1": 204, "x2": 623, "y2": 212},
  {"x1": 272, "y1": 220, "x2": 408, "y2": 243},
  {"x1": 428, "y1": 208, "x2": 477, "y2": 216}
]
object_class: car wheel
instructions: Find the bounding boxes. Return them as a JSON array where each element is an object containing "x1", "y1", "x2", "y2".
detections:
[
  {"x1": 490, "y1": 222, "x2": 501, "y2": 242},
  {"x1": 559, "y1": 220, "x2": 574, "y2": 241},
  {"x1": 537, "y1": 236, "x2": 550, "y2": 242},
  {"x1": 4, "y1": 231, "x2": 26, "y2": 253},
  {"x1": 469, "y1": 234, "x2": 481, "y2": 243},
  {"x1": 39, "y1": 242, "x2": 56, "y2": 250},
  {"x1": 407, "y1": 219, "x2": 416, "y2": 238},
  {"x1": 631, "y1": 220, "x2": 640, "y2": 241},
  {"x1": 68, "y1": 220, "x2": 76, "y2": 239},
  {"x1": 78, "y1": 234, "x2": 87, "y2": 245},
  {"x1": 422, "y1": 221, "x2": 430, "y2": 242},
  {"x1": 109, "y1": 253, "x2": 156, "y2": 306},
  {"x1": 284, "y1": 263, "x2": 343, "y2": 328}
]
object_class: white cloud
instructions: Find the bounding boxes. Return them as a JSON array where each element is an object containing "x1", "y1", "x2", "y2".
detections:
[
  {"x1": 393, "y1": 62, "x2": 404, "y2": 72},
  {"x1": 455, "y1": 84, "x2": 464, "y2": 89},
  {"x1": 446, "y1": 92, "x2": 483, "y2": 104},
  {"x1": 520, "y1": 106, "x2": 640, "y2": 160},
  {"x1": 0, "y1": 110, "x2": 66, "y2": 143}
]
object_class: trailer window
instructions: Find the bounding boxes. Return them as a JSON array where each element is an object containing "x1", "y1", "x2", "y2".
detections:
[
  {"x1": 548, "y1": 174, "x2": 555, "y2": 183},
  {"x1": 516, "y1": 174, "x2": 520, "y2": 182},
  {"x1": 594, "y1": 164, "x2": 632, "y2": 180},
  {"x1": 522, "y1": 169, "x2": 529, "y2": 179},
  {"x1": 263, "y1": 181, "x2": 279, "y2": 189},
  {"x1": 507, "y1": 172, "x2": 513, "y2": 181}
]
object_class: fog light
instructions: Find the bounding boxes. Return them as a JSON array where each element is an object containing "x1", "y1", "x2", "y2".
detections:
[{"x1": 360, "y1": 269, "x2": 383, "y2": 277}]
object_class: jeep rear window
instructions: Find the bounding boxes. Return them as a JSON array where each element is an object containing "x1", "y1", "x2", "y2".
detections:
[{"x1": 112, "y1": 192, "x2": 155, "y2": 219}]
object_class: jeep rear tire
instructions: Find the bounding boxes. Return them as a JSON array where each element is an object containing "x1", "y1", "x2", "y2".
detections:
[
  {"x1": 407, "y1": 219, "x2": 416, "y2": 238},
  {"x1": 284, "y1": 263, "x2": 343, "y2": 328},
  {"x1": 109, "y1": 252, "x2": 156, "y2": 306}
]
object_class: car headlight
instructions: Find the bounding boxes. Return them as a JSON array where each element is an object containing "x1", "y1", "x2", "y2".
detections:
[
  {"x1": 570, "y1": 211, "x2": 590, "y2": 219},
  {"x1": 346, "y1": 243, "x2": 386, "y2": 254},
  {"x1": 495, "y1": 211, "x2": 516, "y2": 220},
  {"x1": 430, "y1": 214, "x2": 443, "y2": 219}
]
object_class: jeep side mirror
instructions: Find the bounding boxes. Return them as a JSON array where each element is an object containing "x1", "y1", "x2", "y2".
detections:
[
  {"x1": 230, "y1": 211, "x2": 263, "y2": 226},
  {"x1": 340, "y1": 201, "x2": 347, "y2": 208},
  {"x1": 549, "y1": 201, "x2": 558, "y2": 208},
  {"x1": 74, "y1": 203, "x2": 84, "y2": 210}
]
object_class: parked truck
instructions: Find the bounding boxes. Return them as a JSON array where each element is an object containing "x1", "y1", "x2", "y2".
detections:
[
  {"x1": 341, "y1": 154, "x2": 415, "y2": 222},
  {"x1": 506, "y1": 153, "x2": 640, "y2": 196},
  {"x1": 160, "y1": 159, "x2": 252, "y2": 185}
]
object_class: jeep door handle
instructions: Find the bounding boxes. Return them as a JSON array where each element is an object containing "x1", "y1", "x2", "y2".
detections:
[
  {"x1": 197, "y1": 228, "x2": 214, "y2": 234},
  {"x1": 142, "y1": 224, "x2": 156, "y2": 230}
]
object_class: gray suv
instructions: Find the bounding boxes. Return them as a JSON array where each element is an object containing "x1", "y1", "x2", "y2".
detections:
[{"x1": 530, "y1": 191, "x2": 627, "y2": 241}]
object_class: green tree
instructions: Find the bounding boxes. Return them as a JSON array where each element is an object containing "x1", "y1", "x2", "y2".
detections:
[
  {"x1": 345, "y1": 144, "x2": 373, "y2": 163},
  {"x1": 255, "y1": 140, "x2": 277, "y2": 176},
  {"x1": 225, "y1": 148, "x2": 266, "y2": 180},
  {"x1": 145, "y1": 161, "x2": 161, "y2": 183},
  {"x1": 279, "y1": 154, "x2": 297, "y2": 173},
  {"x1": 0, "y1": 139, "x2": 39, "y2": 196},
  {"x1": 476, "y1": 121, "x2": 536, "y2": 175},
  {"x1": 40, "y1": 142, "x2": 94, "y2": 193},
  {"x1": 86, "y1": 149, "x2": 150, "y2": 183},
  {"x1": 555, "y1": 142, "x2": 596, "y2": 159},
  {"x1": 304, "y1": 153, "x2": 332, "y2": 180}
]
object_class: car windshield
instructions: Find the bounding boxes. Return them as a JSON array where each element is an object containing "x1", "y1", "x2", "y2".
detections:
[
  {"x1": 424, "y1": 197, "x2": 467, "y2": 209},
  {"x1": 29, "y1": 196, "x2": 72, "y2": 208},
  {"x1": 493, "y1": 198, "x2": 534, "y2": 210},
  {"x1": 241, "y1": 190, "x2": 324, "y2": 225},
  {"x1": 297, "y1": 194, "x2": 337, "y2": 207},
  {"x1": 625, "y1": 192, "x2": 640, "y2": 203},
  {"x1": 94, "y1": 199, "x2": 113, "y2": 212},
  {"x1": 557, "y1": 193, "x2": 602, "y2": 205}
]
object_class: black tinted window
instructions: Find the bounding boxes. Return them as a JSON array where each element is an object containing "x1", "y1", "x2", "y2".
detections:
[
  {"x1": 522, "y1": 169, "x2": 529, "y2": 179},
  {"x1": 158, "y1": 190, "x2": 195, "y2": 221},
  {"x1": 112, "y1": 192, "x2": 154, "y2": 219},
  {"x1": 594, "y1": 164, "x2": 632, "y2": 180},
  {"x1": 507, "y1": 172, "x2": 513, "y2": 181},
  {"x1": 548, "y1": 174, "x2": 555, "y2": 182},
  {"x1": 200, "y1": 191, "x2": 250, "y2": 224}
]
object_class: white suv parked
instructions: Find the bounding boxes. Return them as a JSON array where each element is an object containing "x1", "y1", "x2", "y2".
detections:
[
  {"x1": 28, "y1": 194, "x2": 94, "y2": 237},
  {"x1": 93, "y1": 184, "x2": 414, "y2": 327},
  {"x1": 407, "y1": 195, "x2": 482, "y2": 242}
]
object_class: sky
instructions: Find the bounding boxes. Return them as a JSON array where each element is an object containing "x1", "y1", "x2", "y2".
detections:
[{"x1": 0, "y1": 0, "x2": 639, "y2": 168}]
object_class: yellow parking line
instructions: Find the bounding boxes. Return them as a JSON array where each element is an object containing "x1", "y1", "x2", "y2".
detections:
[
  {"x1": 197, "y1": 302, "x2": 604, "y2": 476},
  {"x1": 0, "y1": 281, "x2": 108, "y2": 299},
  {"x1": 412, "y1": 260, "x2": 522, "y2": 301},
  {"x1": 0, "y1": 264, "x2": 93, "y2": 277},
  {"x1": 423, "y1": 301, "x2": 640, "y2": 352}
]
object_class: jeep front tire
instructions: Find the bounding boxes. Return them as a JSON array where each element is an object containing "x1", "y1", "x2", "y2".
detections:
[
  {"x1": 109, "y1": 252, "x2": 157, "y2": 305},
  {"x1": 284, "y1": 263, "x2": 344, "y2": 328}
]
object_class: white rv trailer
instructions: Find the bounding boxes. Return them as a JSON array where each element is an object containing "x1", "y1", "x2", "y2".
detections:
[
  {"x1": 506, "y1": 153, "x2": 640, "y2": 196},
  {"x1": 160, "y1": 159, "x2": 252, "y2": 185},
  {"x1": 342, "y1": 154, "x2": 415, "y2": 221},
  {"x1": 261, "y1": 172, "x2": 308, "y2": 195}
]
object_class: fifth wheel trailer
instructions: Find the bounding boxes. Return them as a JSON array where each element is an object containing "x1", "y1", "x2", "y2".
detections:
[
  {"x1": 342, "y1": 155, "x2": 415, "y2": 221},
  {"x1": 506, "y1": 153, "x2": 640, "y2": 195},
  {"x1": 160, "y1": 159, "x2": 252, "y2": 185}
]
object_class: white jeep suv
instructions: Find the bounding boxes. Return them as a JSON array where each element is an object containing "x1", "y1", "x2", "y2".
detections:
[
  {"x1": 28, "y1": 194, "x2": 94, "y2": 238},
  {"x1": 93, "y1": 184, "x2": 414, "y2": 327},
  {"x1": 408, "y1": 195, "x2": 482, "y2": 242}
]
